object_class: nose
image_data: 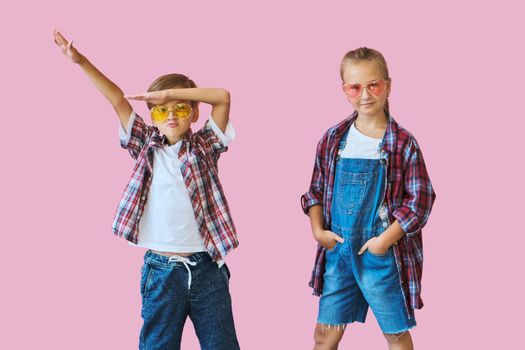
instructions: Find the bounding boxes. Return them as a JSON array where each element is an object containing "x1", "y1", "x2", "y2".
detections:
[
  {"x1": 167, "y1": 110, "x2": 176, "y2": 120},
  {"x1": 360, "y1": 86, "x2": 372, "y2": 100}
]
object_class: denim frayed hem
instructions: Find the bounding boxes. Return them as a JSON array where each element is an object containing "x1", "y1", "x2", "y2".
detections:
[
  {"x1": 382, "y1": 323, "x2": 416, "y2": 342},
  {"x1": 318, "y1": 323, "x2": 347, "y2": 333}
]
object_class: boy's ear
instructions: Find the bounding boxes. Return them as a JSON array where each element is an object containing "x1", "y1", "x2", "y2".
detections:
[{"x1": 191, "y1": 108, "x2": 199, "y2": 122}]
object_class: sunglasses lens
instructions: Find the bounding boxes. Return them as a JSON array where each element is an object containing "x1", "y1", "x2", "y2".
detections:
[
  {"x1": 367, "y1": 80, "x2": 386, "y2": 96},
  {"x1": 151, "y1": 104, "x2": 192, "y2": 122},
  {"x1": 174, "y1": 103, "x2": 192, "y2": 119},
  {"x1": 151, "y1": 106, "x2": 168, "y2": 122},
  {"x1": 343, "y1": 83, "x2": 362, "y2": 99}
]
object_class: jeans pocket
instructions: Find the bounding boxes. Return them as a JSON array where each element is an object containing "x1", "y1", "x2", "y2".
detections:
[
  {"x1": 326, "y1": 241, "x2": 340, "y2": 253},
  {"x1": 219, "y1": 263, "x2": 231, "y2": 284},
  {"x1": 366, "y1": 247, "x2": 391, "y2": 258},
  {"x1": 140, "y1": 263, "x2": 154, "y2": 298}
]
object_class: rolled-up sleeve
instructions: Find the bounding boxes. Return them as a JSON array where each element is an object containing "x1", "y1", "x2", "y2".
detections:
[
  {"x1": 208, "y1": 116, "x2": 235, "y2": 147},
  {"x1": 119, "y1": 111, "x2": 136, "y2": 145},
  {"x1": 196, "y1": 117, "x2": 235, "y2": 161},
  {"x1": 301, "y1": 137, "x2": 326, "y2": 215},
  {"x1": 118, "y1": 111, "x2": 149, "y2": 160},
  {"x1": 392, "y1": 145, "x2": 436, "y2": 237}
]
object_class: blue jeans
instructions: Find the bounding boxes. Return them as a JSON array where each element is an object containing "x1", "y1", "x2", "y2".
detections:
[
  {"x1": 318, "y1": 156, "x2": 416, "y2": 334},
  {"x1": 139, "y1": 251, "x2": 240, "y2": 350}
]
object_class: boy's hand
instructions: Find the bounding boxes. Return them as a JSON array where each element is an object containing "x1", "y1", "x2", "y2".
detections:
[
  {"x1": 53, "y1": 29, "x2": 82, "y2": 63},
  {"x1": 126, "y1": 91, "x2": 170, "y2": 105},
  {"x1": 358, "y1": 236, "x2": 390, "y2": 255},
  {"x1": 51, "y1": 29, "x2": 132, "y2": 128},
  {"x1": 314, "y1": 229, "x2": 345, "y2": 250}
]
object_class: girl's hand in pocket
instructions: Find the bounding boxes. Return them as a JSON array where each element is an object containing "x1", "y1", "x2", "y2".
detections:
[
  {"x1": 314, "y1": 230, "x2": 344, "y2": 250},
  {"x1": 358, "y1": 236, "x2": 389, "y2": 255}
]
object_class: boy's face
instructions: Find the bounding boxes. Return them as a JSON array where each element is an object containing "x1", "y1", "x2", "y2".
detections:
[
  {"x1": 152, "y1": 100, "x2": 199, "y2": 143},
  {"x1": 342, "y1": 60, "x2": 391, "y2": 117}
]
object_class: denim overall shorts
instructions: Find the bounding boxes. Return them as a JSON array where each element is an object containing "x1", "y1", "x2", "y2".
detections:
[{"x1": 317, "y1": 129, "x2": 416, "y2": 334}]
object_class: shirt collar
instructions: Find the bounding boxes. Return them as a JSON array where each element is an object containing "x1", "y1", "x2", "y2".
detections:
[
  {"x1": 334, "y1": 111, "x2": 398, "y2": 154},
  {"x1": 381, "y1": 113, "x2": 398, "y2": 154},
  {"x1": 150, "y1": 128, "x2": 193, "y2": 148}
]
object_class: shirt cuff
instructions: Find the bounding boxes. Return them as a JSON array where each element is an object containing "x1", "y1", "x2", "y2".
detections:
[
  {"x1": 119, "y1": 111, "x2": 137, "y2": 144},
  {"x1": 392, "y1": 206, "x2": 420, "y2": 237},
  {"x1": 301, "y1": 193, "x2": 322, "y2": 215},
  {"x1": 208, "y1": 116, "x2": 235, "y2": 147}
]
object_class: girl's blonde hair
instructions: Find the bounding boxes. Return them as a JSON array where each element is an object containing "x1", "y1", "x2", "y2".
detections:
[
  {"x1": 146, "y1": 73, "x2": 198, "y2": 110},
  {"x1": 340, "y1": 47, "x2": 390, "y2": 115}
]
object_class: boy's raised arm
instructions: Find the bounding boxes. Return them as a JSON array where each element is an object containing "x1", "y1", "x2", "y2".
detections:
[
  {"x1": 52, "y1": 29, "x2": 132, "y2": 130},
  {"x1": 127, "y1": 88, "x2": 231, "y2": 133}
]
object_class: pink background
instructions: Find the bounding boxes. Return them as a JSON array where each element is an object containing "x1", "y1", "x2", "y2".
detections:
[{"x1": 1, "y1": 0, "x2": 523, "y2": 348}]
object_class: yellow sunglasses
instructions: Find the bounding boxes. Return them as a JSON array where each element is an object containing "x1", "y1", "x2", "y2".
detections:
[{"x1": 150, "y1": 103, "x2": 193, "y2": 122}]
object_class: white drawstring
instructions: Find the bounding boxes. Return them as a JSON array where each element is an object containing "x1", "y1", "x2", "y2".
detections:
[{"x1": 168, "y1": 255, "x2": 197, "y2": 289}]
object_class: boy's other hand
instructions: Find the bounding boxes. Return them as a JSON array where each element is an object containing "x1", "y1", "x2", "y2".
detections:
[
  {"x1": 52, "y1": 29, "x2": 82, "y2": 63},
  {"x1": 125, "y1": 91, "x2": 170, "y2": 105},
  {"x1": 314, "y1": 230, "x2": 344, "y2": 250}
]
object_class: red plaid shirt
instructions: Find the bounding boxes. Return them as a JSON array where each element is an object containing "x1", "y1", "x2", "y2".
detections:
[
  {"x1": 112, "y1": 113, "x2": 239, "y2": 261},
  {"x1": 301, "y1": 112, "x2": 436, "y2": 311}
]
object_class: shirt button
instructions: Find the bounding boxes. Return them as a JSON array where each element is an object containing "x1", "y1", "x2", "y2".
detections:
[
  {"x1": 380, "y1": 159, "x2": 386, "y2": 164},
  {"x1": 382, "y1": 222, "x2": 388, "y2": 228},
  {"x1": 141, "y1": 196, "x2": 146, "y2": 200}
]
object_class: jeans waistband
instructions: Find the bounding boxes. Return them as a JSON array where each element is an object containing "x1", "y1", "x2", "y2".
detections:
[{"x1": 144, "y1": 250, "x2": 212, "y2": 268}]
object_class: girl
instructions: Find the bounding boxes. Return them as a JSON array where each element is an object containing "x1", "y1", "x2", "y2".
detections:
[{"x1": 301, "y1": 48, "x2": 436, "y2": 350}]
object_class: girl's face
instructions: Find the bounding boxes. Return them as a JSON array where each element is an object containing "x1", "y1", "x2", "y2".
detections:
[{"x1": 341, "y1": 60, "x2": 391, "y2": 118}]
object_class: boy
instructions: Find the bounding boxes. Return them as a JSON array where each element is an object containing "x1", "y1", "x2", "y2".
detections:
[{"x1": 53, "y1": 29, "x2": 240, "y2": 350}]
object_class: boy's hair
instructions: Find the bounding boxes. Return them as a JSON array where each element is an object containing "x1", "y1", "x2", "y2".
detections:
[
  {"x1": 146, "y1": 73, "x2": 198, "y2": 110},
  {"x1": 340, "y1": 47, "x2": 391, "y2": 115}
]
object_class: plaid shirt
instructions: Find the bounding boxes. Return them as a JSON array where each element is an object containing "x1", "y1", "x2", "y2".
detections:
[
  {"x1": 301, "y1": 112, "x2": 436, "y2": 311},
  {"x1": 112, "y1": 112, "x2": 239, "y2": 261}
]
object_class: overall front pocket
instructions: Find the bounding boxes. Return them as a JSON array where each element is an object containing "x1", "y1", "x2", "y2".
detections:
[{"x1": 337, "y1": 171, "x2": 375, "y2": 215}]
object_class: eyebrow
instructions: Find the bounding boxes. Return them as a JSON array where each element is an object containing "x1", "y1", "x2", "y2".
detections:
[{"x1": 345, "y1": 79, "x2": 383, "y2": 85}]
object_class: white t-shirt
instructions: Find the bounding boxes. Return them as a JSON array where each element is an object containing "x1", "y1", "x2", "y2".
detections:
[
  {"x1": 340, "y1": 123, "x2": 383, "y2": 159},
  {"x1": 119, "y1": 112, "x2": 235, "y2": 253}
]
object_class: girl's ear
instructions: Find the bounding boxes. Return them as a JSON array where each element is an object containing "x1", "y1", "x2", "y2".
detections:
[{"x1": 387, "y1": 78, "x2": 392, "y2": 97}]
